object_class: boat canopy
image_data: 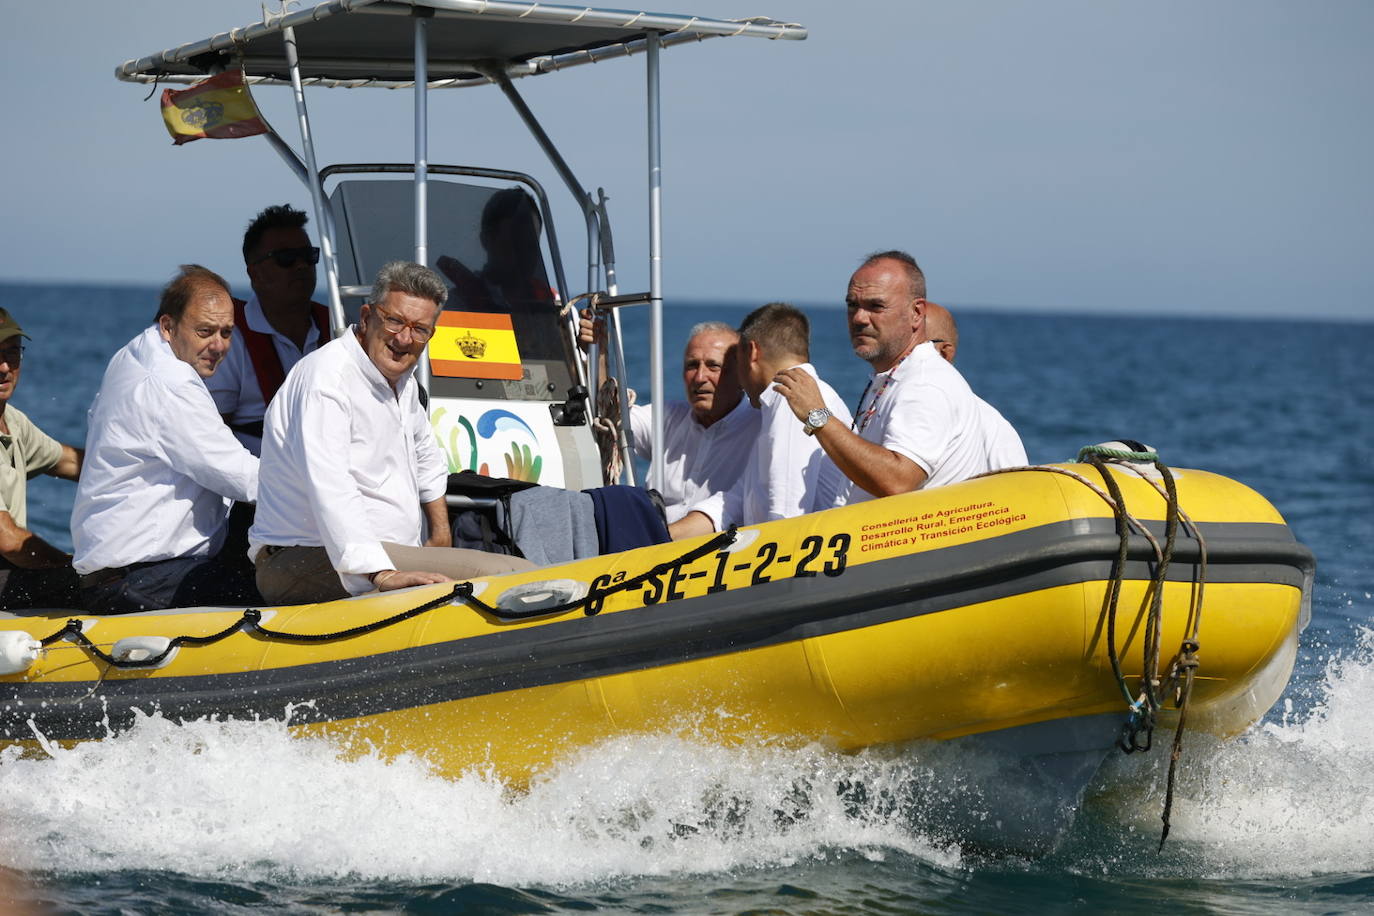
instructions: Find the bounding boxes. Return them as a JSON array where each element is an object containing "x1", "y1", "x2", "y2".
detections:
[
  {"x1": 116, "y1": 0, "x2": 806, "y2": 494},
  {"x1": 115, "y1": 0, "x2": 805, "y2": 88}
]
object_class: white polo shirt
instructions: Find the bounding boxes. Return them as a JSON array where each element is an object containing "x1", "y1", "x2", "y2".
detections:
[
  {"x1": 836, "y1": 341, "x2": 994, "y2": 504},
  {"x1": 248, "y1": 328, "x2": 448, "y2": 596},
  {"x1": 978, "y1": 397, "x2": 1028, "y2": 470},
  {"x1": 629, "y1": 397, "x2": 761, "y2": 523},
  {"x1": 689, "y1": 364, "x2": 853, "y2": 528},
  {"x1": 72, "y1": 326, "x2": 258, "y2": 574}
]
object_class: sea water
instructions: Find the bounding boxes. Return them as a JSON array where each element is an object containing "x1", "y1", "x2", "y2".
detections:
[{"x1": 1, "y1": 282, "x2": 1371, "y2": 913}]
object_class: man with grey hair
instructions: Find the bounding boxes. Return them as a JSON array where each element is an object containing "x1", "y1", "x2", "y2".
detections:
[
  {"x1": 250, "y1": 261, "x2": 534, "y2": 605},
  {"x1": 670, "y1": 302, "x2": 852, "y2": 538},
  {"x1": 624, "y1": 320, "x2": 760, "y2": 523},
  {"x1": 580, "y1": 313, "x2": 759, "y2": 520}
]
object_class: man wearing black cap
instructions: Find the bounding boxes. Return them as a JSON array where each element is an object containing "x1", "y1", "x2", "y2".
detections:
[{"x1": 0, "y1": 307, "x2": 84, "y2": 609}]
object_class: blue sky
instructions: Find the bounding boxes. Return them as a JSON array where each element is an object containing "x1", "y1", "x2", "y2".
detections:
[{"x1": 1, "y1": 1, "x2": 1370, "y2": 319}]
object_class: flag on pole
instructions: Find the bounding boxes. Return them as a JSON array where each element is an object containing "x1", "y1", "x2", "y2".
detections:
[
  {"x1": 430, "y1": 312, "x2": 524, "y2": 381},
  {"x1": 160, "y1": 69, "x2": 269, "y2": 145}
]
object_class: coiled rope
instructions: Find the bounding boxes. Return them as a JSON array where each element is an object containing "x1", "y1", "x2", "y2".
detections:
[
  {"x1": 977, "y1": 446, "x2": 1209, "y2": 849},
  {"x1": 33, "y1": 526, "x2": 740, "y2": 669}
]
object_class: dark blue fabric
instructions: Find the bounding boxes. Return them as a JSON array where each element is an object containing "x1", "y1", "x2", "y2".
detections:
[
  {"x1": 82, "y1": 555, "x2": 263, "y2": 614},
  {"x1": 583, "y1": 486, "x2": 670, "y2": 555}
]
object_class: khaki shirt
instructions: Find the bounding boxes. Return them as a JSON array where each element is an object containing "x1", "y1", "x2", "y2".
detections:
[{"x1": 0, "y1": 405, "x2": 63, "y2": 530}]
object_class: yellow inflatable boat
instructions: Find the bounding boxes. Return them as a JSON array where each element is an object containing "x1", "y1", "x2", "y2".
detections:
[
  {"x1": 0, "y1": 460, "x2": 1313, "y2": 803},
  {"x1": 15, "y1": 4, "x2": 1308, "y2": 849}
]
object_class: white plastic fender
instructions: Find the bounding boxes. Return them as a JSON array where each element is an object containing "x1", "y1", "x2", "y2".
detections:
[
  {"x1": 0, "y1": 631, "x2": 41, "y2": 675},
  {"x1": 495, "y1": 579, "x2": 588, "y2": 614},
  {"x1": 111, "y1": 635, "x2": 178, "y2": 668}
]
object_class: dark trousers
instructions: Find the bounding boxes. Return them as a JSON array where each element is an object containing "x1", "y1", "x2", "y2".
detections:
[
  {"x1": 0, "y1": 559, "x2": 80, "y2": 610},
  {"x1": 80, "y1": 554, "x2": 263, "y2": 614}
]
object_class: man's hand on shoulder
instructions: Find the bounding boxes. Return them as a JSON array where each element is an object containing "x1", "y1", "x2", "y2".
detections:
[
  {"x1": 772, "y1": 367, "x2": 825, "y2": 422},
  {"x1": 370, "y1": 569, "x2": 452, "y2": 591}
]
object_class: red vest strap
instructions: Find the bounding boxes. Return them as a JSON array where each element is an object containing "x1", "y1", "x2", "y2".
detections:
[{"x1": 233, "y1": 298, "x2": 331, "y2": 407}]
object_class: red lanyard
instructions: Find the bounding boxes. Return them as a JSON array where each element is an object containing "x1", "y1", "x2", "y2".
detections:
[{"x1": 851, "y1": 339, "x2": 919, "y2": 435}]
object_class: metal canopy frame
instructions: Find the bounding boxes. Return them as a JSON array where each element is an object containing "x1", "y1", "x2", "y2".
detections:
[{"x1": 118, "y1": 0, "x2": 806, "y2": 491}]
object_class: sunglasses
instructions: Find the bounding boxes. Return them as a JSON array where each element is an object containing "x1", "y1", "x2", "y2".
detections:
[{"x1": 253, "y1": 246, "x2": 321, "y2": 268}]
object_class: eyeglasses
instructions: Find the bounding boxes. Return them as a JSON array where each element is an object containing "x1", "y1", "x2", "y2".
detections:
[
  {"x1": 370, "y1": 304, "x2": 435, "y2": 343},
  {"x1": 0, "y1": 346, "x2": 23, "y2": 366},
  {"x1": 252, "y1": 246, "x2": 320, "y2": 268}
]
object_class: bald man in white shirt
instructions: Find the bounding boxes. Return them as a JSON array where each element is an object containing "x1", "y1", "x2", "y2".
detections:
[
  {"x1": 72, "y1": 265, "x2": 261, "y2": 612},
  {"x1": 923, "y1": 302, "x2": 1028, "y2": 471},
  {"x1": 774, "y1": 251, "x2": 997, "y2": 503},
  {"x1": 250, "y1": 261, "x2": 533, "y2": 606}
]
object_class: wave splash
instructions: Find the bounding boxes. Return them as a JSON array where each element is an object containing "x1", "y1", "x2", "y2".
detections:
[
  {"x1": 1, "y1": 631, "x2": 1369, "y2": 884},
  {"x1": 1068, "y1": 627, "x2": 1374, "y2": 878}
]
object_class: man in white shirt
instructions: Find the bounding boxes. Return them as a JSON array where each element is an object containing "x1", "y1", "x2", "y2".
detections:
[
  {"x1": 250, "y1": 261, "x2": 534, "y2": 605},
  {"x1": 626, "y1": 321, "x2": 761, "y2": 522},
  {"x1": 670, "y1": 303, "x2": 852, "y2": 537},
  {"x1": 72, "y1": 266, "x2": 261, "y2": 612},
  {"x1": 0, "y1": 307, "x2": 84, "y2": 609},
  {"x1": 923, "y1": 302, "x2": 1028, "y2": 470},
  {"x1": 774, "y1": 251, "x2": 996, "y2": 504},
  {"x1": 207, "y1": 204, "x2": 332, "y2": 564}
]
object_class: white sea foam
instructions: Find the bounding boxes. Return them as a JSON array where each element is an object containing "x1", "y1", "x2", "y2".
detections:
[
  {"x1": 0, "y1": 714, "x2": 958, "y2": 885},
  {"x1": 1, "y1": 631, "x2": 1369, "y2": 884},
  {"x1": 1076, "y1": 627, "x2": 1374, "y2": 878}
]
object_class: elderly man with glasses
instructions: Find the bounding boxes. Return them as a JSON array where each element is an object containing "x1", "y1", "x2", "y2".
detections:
[
  {"x1": 249, "y1": 261, "x2": 534, "y2": 606},
  {"x1": 0, "y1": 308, "x2": 84, "y2": 609}
]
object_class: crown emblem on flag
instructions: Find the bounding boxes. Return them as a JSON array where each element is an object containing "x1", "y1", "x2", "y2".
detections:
[{"x1": 457, "y1": 332, "x2": 487, "y2": 358}]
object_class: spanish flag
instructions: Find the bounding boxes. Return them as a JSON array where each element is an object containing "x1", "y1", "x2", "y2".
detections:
[
  {"x1": 430, "y1": 311, "x2": 523, "y2": 381},
  {"x1": 160, "y1": 69, "x2": 269, "y2": 145}
]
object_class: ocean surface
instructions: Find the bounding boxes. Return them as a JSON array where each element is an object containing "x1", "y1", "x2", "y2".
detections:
[{"x1": 1, "y1": 281, "x2": 1372, "y2": 914}]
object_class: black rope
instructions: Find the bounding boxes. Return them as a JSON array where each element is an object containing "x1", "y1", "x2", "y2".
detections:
[
  {"x1": 1083, "y1": 449, "x2": 1204, "y2": 850},
  {"x1": 34, "y1": 528, "x2": 740, "y2": 668},
  {"x1": 457, "y1": 526, "x2": 740, "y2": 620},
  {"x1": 1085, "y1": 454, "x2": 1153, "y2": 752},
  {"x1": 1153, "y1": 458, "x2": 1201, "y2": 850}
]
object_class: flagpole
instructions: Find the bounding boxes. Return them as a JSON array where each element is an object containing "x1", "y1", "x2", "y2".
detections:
[
  {"x1": 281, "y1": 20, "x2": 345, "y2": 336},
  {"x1": 646, "y1": 31, "x2": 665, "y2": 495},
  {"x1": 414, "y1": 10, "x2": 433, "y2": 392}
]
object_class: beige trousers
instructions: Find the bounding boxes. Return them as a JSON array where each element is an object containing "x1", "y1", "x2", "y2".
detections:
[{"x1": 254, "y1": 542, "x2": 535, "y2": 606}]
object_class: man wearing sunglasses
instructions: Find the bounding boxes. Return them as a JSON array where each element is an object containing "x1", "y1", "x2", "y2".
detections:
[
  {"x1": 0, "y1": 308, "x2": 85, "y2": 609},
  {"x1": 207, "y1": 204, "x2": 330, "y2": 456},
  {"x1": 250, "y1": 261, "x2": 534, "y2": 605}
]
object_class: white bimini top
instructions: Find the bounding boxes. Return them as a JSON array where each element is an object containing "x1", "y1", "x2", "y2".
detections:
[
  {"x1": 249, "y1": 328, "x2": 448, "y2": 596},
  {"x1": 71, "y1": 326, "x2": 258, "y2": 574}
]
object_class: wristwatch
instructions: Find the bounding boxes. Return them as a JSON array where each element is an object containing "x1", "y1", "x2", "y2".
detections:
[{"x1": 803, "y1": 407, "x2": 832, "y2": 436}]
